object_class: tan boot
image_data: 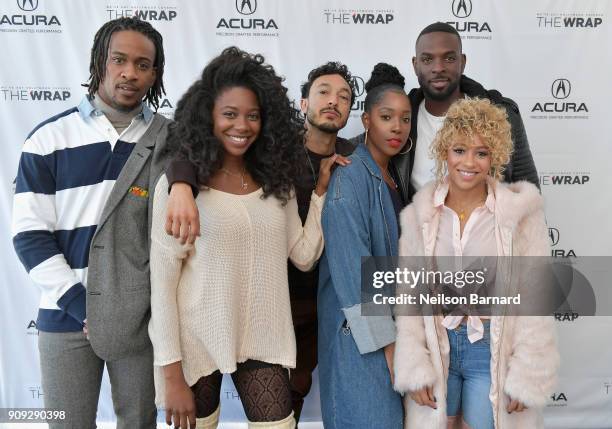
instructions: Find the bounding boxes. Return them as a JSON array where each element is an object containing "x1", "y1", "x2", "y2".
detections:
[
  {"x1": 195, "y1": 405, "x2": 220, "y2": 429},
  {"x1": 248, "y1": 411, "x2": 295, "y2": 429}
]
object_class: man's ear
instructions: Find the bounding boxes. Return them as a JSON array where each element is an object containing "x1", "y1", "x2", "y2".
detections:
[
  {"x1": 461, "y1": 54, "x2": 467, "y2": 74},
  {"x1": 300, "y1": 98, "x2": 308, "y2": 115}
]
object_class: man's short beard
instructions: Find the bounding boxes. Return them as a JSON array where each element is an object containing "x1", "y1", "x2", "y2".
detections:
[
  {"x1": 306, "y1": 111, "x2": 343, "y2": 134},
  {"x1": 418, "y1": 76, "x2": 460, "y2": 102}
]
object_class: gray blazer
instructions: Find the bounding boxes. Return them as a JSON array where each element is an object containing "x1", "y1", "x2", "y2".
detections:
[{"x1": 86, "y1": 113, "x2": 171, "y2": 361}]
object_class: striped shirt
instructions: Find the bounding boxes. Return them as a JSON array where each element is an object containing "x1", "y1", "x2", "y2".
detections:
[{"x1": 12, "y1": 96, "x2": 154, "y2": 332}]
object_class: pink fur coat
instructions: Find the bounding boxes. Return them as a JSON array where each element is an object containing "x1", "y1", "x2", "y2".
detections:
[{"x1": 394, "y1": 180, "x2": 559, "y2": 429}]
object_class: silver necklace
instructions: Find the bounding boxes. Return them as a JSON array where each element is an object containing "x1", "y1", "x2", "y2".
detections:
[{"x1": 387, "y1": 172, "x2": 398, "y2": 189}]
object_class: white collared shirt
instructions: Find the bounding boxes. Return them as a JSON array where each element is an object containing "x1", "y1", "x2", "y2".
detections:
[{"x1": 433, "y1": 179, "x2": 498, "y2": 342}]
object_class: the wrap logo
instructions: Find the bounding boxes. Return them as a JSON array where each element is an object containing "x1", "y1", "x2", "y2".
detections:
[
  {"x1": 236, "y1": 0, "x2": 256, "y2": 15},
  {"x1": 536, "y1": 12, "x2": 603, "y2": 29},
  {"x1": 27, "y1": 386, "x2": 43, "y2": 400},
  {"x1": 217, "y1": 0, "x2": 279, "y2": 37},
  {"x1": 554, "y1": 312, "x2": 579, "y2": 322},
  {"x1": 0, "y1": 86, "x2": 71, "y2": 102},
  {"x1": 224, "y1": 389, "x2": 241, "y2": 400},
  {"x1": 540, "y1": 173, "x2": 589, "y2": 188},
  {"x1": 17, "y1": 0, "x2": 38, "y2": 12},
  {"x1": 530, "y1": 78, "x2": 589, "y2": 119},
  {"x1": 106, "y1": 6, "x2": 178, "y2": 22},
  {"x1": 323, "y1": 9, "x2": 395, "y2": 25},
  {"x1": 446, "y1": 0, "x2": 491, "y2": 38},
  {"x1": 0, "y1": 0, "x2": 62, "y2": 32},
  {"x1": 452, "y1": 0, "x2": 472, "y2": 18}
]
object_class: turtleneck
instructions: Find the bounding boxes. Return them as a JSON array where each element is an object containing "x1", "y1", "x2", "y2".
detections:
[{"x1": 92, "y1": 94, "x2": 143, "y2": 135}]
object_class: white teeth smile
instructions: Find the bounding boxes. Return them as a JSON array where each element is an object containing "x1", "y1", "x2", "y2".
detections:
[
  {"x1": 459, "y1": 171, "x2": 476, "y2": 176},
  {"x1": 228, "y1": 136, "x2": 248, "y2": 143}
]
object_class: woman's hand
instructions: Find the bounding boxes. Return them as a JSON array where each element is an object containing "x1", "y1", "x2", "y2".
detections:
[
  {"x1": 314, "y1": 154, "x2": 351, "y2": 196},
  {"x1": 163, "y1": 362, "x2": 196, "y2": 429},
  {"x1": 164, "y1": 182, "x2": 200, "y2": 245},
  {"x1": 506, "y1": 397, "x2": 528, "y2": 413},
  {"x1": 409, "y1": 385, "x2": 437, "y2": 409},
  {"x1": 383, "y1": 342, "x2": 395, "y2": 384}
]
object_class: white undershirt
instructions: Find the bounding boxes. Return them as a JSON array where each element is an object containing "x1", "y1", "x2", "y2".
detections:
[{"x1": 410, "y1": 100, "x2": 445, "y2": 191}]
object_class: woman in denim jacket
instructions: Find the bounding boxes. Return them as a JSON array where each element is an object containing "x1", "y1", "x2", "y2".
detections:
[{"x1": 317, "y1": 63, "x2": 412, "y2": 428}]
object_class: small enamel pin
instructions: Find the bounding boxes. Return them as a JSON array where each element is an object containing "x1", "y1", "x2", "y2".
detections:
[{"x1": 128, "y1": 186, "x2": 149, "y2": 198}]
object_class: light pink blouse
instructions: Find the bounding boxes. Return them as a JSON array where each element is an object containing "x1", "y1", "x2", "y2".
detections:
[{"x1": 433, "y1": 180, "x2": 499, "y2": 342}]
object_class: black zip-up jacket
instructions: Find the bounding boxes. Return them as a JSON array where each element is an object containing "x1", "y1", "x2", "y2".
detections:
[{"x1": 351, "y1": 75, "x2": 539, "y2": 205}]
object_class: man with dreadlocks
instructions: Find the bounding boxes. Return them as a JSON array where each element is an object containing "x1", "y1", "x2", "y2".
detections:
[{"x1": 12, "y1": 17, "x2": 169, "y2": 428}]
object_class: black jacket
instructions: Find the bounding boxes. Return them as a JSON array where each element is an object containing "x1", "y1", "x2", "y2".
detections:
[{"x1": 351, "y1": 75, "x2": 539, "y2": 205}]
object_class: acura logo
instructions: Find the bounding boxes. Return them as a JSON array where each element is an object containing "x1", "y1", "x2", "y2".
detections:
[
  {"x1": 236, "y1": 0, "x2": 256, "y2": 15},
  {"x1": 551, "y1": 79, "x2": 571, "y2": 99},
  {"x1": 548, "y1": 227, "x2": 560, "y2": 246},
  {"x1": 452, "y1": 0, "x2": 472, "y2": 18},
  {"x1": 17, "y1": 0, "x2": 38, "y2": 11},
  {"x1": 352, "y1": 76, "x2": 365, "y2": 97}
]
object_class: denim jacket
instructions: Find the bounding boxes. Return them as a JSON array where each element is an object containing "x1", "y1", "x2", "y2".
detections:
[{"x1": 318, "y1": 143, "x2": 400, "y2": 355}]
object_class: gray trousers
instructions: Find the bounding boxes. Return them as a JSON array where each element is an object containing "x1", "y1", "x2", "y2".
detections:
[{"x1": 38, "y1": 331, "x2": 156, "y2": 429}]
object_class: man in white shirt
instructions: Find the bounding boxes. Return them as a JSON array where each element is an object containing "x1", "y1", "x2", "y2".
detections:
[{"x1": 352, "y1": 22, "x2": 539, "y2": 204}]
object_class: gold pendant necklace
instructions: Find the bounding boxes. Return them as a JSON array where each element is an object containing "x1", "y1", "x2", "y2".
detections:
[
  {"x1": 457, "y1": 197, "x2": 486, "y2": 222},
  {"x1": 221, "y1": 167, "x2": 248, "y2": 190}
]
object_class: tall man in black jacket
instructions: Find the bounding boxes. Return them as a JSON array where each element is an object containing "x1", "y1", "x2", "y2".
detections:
[{"x1": 353, "y1": 22, "x2": 539, "y2": 204}]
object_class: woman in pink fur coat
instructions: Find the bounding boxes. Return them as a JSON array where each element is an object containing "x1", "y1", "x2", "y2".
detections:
[{"x1": 393, "y1": 98, "x2": 559, "y2": 429}]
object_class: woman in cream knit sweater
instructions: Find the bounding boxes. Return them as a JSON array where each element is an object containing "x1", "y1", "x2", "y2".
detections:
[{"x1": 148, "y1": 48, "x2": 347, "y2": 429}]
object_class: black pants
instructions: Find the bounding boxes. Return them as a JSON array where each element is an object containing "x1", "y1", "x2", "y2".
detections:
[{"x1": 289, "y1": 297, "x2": 318, "y2": 423}]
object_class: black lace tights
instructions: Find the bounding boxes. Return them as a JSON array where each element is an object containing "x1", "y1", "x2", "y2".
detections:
[{"x1": 191, "y1": 361, "x2": 292, "y2": 422}]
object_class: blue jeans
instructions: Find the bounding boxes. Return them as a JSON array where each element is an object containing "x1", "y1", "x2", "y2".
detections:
[{"x1": 446, "y1": 323, "x2": 494, "y2": 429}]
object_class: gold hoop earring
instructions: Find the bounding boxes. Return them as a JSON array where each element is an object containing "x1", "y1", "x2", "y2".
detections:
[
  {"x1": 398, "y1": 137, "x2": 413, "y2": 155},
  {"x1": 364, "y1": 129, "x2": 369, "y2": 146}
]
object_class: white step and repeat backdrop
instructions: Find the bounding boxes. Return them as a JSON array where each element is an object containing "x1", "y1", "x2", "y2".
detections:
[{"x1": 1, "y1": 0, "x2": 611, "y2": 427}]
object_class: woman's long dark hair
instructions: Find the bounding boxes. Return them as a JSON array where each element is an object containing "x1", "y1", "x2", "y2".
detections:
[{"x1": 165, "y1": 47, "x2": 304, "y2": 203}]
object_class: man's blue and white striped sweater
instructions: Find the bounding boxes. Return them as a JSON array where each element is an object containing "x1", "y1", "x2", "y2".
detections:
[{"x1": 12, "y1": 96, "x2": 154, "y2": 332}]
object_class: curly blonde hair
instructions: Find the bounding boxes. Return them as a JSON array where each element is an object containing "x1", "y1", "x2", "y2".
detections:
[{"x1": 430, "y1": 97, "x2": 513, "y2": 182}]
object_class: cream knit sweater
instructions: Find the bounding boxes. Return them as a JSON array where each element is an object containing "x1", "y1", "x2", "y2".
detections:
[{"x1": 148, "y1": 175, "x2": 325, "y2": 405}]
